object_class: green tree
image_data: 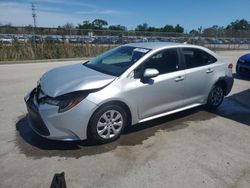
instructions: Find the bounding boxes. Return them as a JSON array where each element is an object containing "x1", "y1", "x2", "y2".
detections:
[
  {"x1": 135, "y1": 23, "x2": 149, "y2": 31},
  {"x1": 226, "y1": 19, "x2": 250, "y2": 30},
  {"x1": 203, "y1": 25, "x2": 225, "y2": 37},
  {"x1": 189, "y1": 29, "x2": 199, "y2": 35},
  {"x1": 174, "y1": 24, "x2": 184, "y2": 33},
  {"x1": 162, "y1": 25, "x2": 174, "y2": 32},
  {"x1": 203, "y1": 27, "x2": 217, "y2": 37},
  {"x1": 63, "y1": 23, "x2": 75, "y2": 29},
  {"x1": 147, "y1": 27, "x2": 161, "y2": 32},
  {"x1": 92, "y1": 19, "x2": 108, "y2": 29},
  {"x1": 76, "y1": 20, "x2": 93, "y2": 30},
  {"x1": 108, "y1": 25, "x2": 127, "y2": 31}
]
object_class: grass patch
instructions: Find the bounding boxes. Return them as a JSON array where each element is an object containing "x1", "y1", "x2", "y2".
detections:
[{"x1": 0, "y1": 42, "x2": 116, "y2": 61}]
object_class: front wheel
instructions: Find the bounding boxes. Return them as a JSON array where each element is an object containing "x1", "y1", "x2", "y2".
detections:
[
  {"x1": 206, "y1": 84, "x2": 224, "y2": 110},
  {"x1": 88, "y1": 105, "x2": 127, "y2": 144}
]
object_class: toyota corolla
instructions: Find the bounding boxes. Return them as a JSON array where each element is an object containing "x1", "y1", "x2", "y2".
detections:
[{"x1": 24, "y1": 42, "x2": 234, "y2": 143}]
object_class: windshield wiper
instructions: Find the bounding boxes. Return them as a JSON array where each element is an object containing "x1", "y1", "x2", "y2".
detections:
[{"x1": 82, "y1": 60, "x2": 89, "y2": 65}]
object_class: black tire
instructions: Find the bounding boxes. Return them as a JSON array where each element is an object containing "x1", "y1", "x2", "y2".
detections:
[
  {"x1": 88, "y1": 104, "x2": 127, "y2": 144},
  {"x1": 206, "y1": 84, "x2": 225, "y2": 110}
]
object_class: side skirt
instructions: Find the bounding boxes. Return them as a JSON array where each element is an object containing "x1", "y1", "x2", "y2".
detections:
[{"x1": 138, "y1": 103, "x2": 203, "y2": 123}]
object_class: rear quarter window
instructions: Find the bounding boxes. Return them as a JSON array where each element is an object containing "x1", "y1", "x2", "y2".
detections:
[{"x1": 182, "y1": 48, "x2": 217, "y2": 69}]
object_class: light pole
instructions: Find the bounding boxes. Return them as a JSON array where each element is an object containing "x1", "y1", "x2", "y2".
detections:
[{"x1": 31, "y1": 2, "x2": 37, "y2": 57}]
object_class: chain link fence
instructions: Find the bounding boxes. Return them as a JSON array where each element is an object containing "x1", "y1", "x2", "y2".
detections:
[{"x1": 1, "y1": 26, "x2": 250, "y2": 45}]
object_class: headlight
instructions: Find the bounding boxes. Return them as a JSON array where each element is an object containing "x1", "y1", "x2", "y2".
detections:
[
  {"x1": 57, "y1": 95, "x2": 86, "y2": 113},
  {"x1": 42, "y1": 97, "x2": 60, "y2": 106},
  {"x1": 41, "y1": 91, "x2": 88, "y2": 113},
  {"x1": 239, "y1": 58, "x2": 245, "y2": 63}
]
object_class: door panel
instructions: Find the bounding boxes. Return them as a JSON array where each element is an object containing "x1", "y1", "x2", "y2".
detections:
[
  {"x1": 181, "y1": 48, "x2": 218, "y2": 106},
  {"x1": 135, "y1": 70, "x2": 186, "y2": 119},
  {"x1": 182, "y1": 65, "x2": 210, "y2": 106},
  {"x1": 132, "y1": 48, "x2": 186, "y2": 120}
]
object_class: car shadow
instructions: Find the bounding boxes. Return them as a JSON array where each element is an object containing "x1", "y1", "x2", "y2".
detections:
[
  {"x1": 15, "y1": 106, "x2": 215, "y2": 158},
  {"x1": 15, "y1": 89, "x2": 250, "y2": 158},
  {"x1": 233, "y1": 73, "x2": 250, "y2": 81},
  {"x1": 212, "y1": 89, "x2": 250, "y2": 126}
]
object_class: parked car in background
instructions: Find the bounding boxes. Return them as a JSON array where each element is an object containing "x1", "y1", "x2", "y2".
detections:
[
  {"x1": 29, "y1": 35, "x2": 43, "y2": 43},
  {"x1": 68, "y1": 37, "x2": 78, "y2": 43},
  {"x1": 45, "y1": 36, "x2": 62, "y2": 43},
  {"x1": 236, "y1": 53, "x2": 250, "y2": 77},
  {"x1": 76, "y1": 36, "x2": 94, "y2": 44},
  {"x1": 16, "y1": 35, "x2": 29, "y2": 43},
  {"x1": 0, "y1": 35, "x2": 13, "y2": 43},
  {"x1": 24, "y1": 42, "x2": 234, "y2": 143}
]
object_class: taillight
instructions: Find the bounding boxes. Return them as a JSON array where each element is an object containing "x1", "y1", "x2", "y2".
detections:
[{"x1": 228, "y1": 63, "x2": 233, "y2": 69}]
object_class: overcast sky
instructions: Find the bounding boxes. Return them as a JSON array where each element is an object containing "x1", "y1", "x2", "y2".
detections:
[{"x1": 0, "y1": 0, "x2": 250, "y2": 31}]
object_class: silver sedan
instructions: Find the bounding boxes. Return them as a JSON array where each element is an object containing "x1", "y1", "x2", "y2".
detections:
[{"x1": 24, "y1": 42, "x2": 234, "y2": 143}]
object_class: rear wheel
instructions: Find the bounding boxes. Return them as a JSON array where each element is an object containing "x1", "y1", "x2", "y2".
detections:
[
  {"x1": 88, "y1": 105, "x2": 127, "y2": 144},
  {"x1": 206, "y1": 84, "x2": 224, "y2": 110}
]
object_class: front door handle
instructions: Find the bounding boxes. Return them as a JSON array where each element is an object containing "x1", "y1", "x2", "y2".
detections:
[
  {"x1": 175, "y1": 76, "x2": 185, "y2": 82},
  {"x1": 206, "y1": 68, "x2": 214, "y2": 74}
]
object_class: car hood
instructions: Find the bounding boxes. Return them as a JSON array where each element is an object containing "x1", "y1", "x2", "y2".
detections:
[
  {"x1": 240, "y1": 53, "x2": 250, "y2": 61},
  {"x1": 39, "y1": 64, "x2": 116, "y2": 97}
]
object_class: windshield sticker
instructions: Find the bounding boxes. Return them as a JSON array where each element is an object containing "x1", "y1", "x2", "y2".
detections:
[{"x1": 134, "y1": 48, "x2": 149, "y2": 53}]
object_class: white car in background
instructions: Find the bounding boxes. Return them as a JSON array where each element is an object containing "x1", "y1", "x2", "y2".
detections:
[{"x1": 0, "y1": 35, "x2": 13, "y2": 43}]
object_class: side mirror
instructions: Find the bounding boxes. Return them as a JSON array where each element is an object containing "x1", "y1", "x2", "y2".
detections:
[{"x1": 143, "y1": 68, "x2": 159, "y2": 78}]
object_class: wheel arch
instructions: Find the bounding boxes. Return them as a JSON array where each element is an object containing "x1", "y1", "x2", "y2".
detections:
[
  {"x1": 214, "y1": 78, "x2": 227, "y2": 95},
  {"x1": 87, "y1": 100, "x2": 132, "y2": 139},
  {"x1": 214, "y1": 75, "x2": 234, "y2": 96}
]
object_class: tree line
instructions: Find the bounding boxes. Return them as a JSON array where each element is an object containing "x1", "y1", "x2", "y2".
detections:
[
  {"x1": 63, "y1": 18, "x2": 250, "y2": 34},
  {"x1": 0, "y1": 18, "x2": 249, "y2": 36},
  {"x1": 190, "y1": 19, "x2": 250, "y2": 37},
  {"x1": 68, "y1": 19, "x2": 184, "y2": 33}
]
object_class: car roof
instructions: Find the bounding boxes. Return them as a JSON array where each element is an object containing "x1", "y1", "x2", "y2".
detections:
[
  {"x1": 124, "y1": 42, "x2": 201, "y2": 50},
  {"x1": 123, "y1": 42, "x2": 219, "y2": 60}
]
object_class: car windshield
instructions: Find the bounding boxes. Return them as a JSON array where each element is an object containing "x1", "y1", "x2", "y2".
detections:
[{"x1": 84, "y1": 46, "x2": 150, "y2": 76}]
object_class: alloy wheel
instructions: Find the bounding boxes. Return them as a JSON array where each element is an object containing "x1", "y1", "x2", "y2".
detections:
[
  {"x1": 210, "y1": 86, "x2": 224, "y2": 106},
  {"x1": 97, "y1": 110, "x2": 124, "y2": 139}
]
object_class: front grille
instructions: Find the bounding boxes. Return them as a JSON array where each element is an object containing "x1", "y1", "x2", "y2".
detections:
[
  {"x1": 35, "y1": 85, "x2": 48, "y2": 104},
  {"x1": 26, "y1": 91, "x2": 50, "y2": 136}
]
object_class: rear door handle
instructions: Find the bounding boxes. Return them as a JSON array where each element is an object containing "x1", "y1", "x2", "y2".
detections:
[
  {"x1": 206, "y1": 68, "x2": 214, "y2": 73},
  {"x1": 175, "y1": 76, "x2": 185, "y2": 82}
]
